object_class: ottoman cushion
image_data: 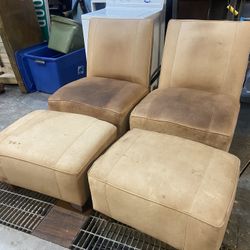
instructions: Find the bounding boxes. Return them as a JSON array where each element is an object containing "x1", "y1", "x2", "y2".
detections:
[
  {"x1": 88, "y1": 129, "x2": 240, "y2": 250},
  {"x1": 0, "y1": 110, "x2": 117, "y2": 206}
]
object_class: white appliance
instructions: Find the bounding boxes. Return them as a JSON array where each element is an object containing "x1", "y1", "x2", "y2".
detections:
[
  {"x1": 82, "y1": 0, "x2": 167, "y2": 78},
  {"x1": 91, "y1": 0, "x2": 107, "y2": 11}
]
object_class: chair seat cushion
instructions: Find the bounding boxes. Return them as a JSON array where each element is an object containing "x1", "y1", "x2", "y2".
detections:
[
  {"x1": 130, "y1": 87, "x2": 239, "y2": 151},
  {"x1": 88, "y1": 129, "x2": 240, "y2": 250},
  {"x1": 49, "y1": 77, "x2": 148, "y2": 136},
  {"x1": 0, "y1": 110, "x2": 117, "y2": 206}
]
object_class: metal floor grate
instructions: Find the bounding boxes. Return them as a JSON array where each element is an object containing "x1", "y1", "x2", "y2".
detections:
[
  {"x1": 70, "y1": 213, "x2": 175, "y2": 250},
  {"x1": 0, "y1": 182, "x2": 56, "y2": 233}
]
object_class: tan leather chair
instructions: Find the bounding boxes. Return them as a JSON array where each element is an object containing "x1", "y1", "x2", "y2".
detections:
[
  {"x1": 130, "y1": 20, "x2": 250, "y2": 151},
  {"x1": 49, "y1": 18, "x2": 153, "y2": 136}
]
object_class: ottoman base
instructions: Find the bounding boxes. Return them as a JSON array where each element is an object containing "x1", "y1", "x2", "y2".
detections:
[{"x1": 88, "y1": 129, "x2": 240, "y2": 250}]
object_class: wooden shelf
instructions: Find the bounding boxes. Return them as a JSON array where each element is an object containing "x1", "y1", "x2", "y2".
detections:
[
  {"x1": 0, "y1": 35, "x2": 17, "y2": 85},
  {"x1": 0, "y1": 72, "x2": 17, "y2": 84}
]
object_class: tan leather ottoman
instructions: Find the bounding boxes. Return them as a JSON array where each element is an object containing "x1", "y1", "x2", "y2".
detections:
[
  {"x1": 0, "y1": 110, "x2": 116, "y2": 206},
  {"x1": 88, "y1": 129, "x2": 240, "y2": 250}
]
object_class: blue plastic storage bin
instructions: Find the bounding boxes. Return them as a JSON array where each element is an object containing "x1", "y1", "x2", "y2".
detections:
[
  {"x1": 26, "y1": 46, "x2": 86, "y2": 94},
  {"x1": 15, "y1": 43, "x2": 48, "y2": 93}
]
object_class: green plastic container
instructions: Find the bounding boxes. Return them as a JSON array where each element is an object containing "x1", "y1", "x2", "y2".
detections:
[{"x1": 48, "y1": 15, "x2": 84, "y2": 54}]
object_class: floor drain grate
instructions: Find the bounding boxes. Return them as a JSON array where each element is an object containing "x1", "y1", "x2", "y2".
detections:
[
  {"x1": 70, "y1": 213, "x2": 174, "y2": 250},
  {"x1": 0, "y1": 182, "x2": 56, "y2": 233}
]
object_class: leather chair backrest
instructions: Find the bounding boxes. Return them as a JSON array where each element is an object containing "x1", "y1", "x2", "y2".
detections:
[
  {"x1": 87, "y1": 18, "x2": 153, "y2": 88},
  {"x1": 159, "y1": 20, "x2": 250, "y2": 100}
]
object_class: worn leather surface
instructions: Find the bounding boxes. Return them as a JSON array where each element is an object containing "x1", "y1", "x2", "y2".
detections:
[
  {"x1": 87, "y1": 18, "x2": 153, "y2": 87},
  {"x1": 49, "y1": 77, "x2": 148, "y2": 136},
  {"x1": 159, "y1": 20, "x2": 250, "y2": 98},
  {"x1": 0, "y1": 110, "x2": 117, "y2": 206},
  {"x1": 49, "y1": 18, "x2": 153, "y2": 136},
  {"x1": 130, "y1": 20, "x2": 250, "y2": 150},
  {"x1": 131, "y1": 87, "x2": 239, "y2": 151},
  {"x1": 88, "y1": 129, "x2": 240, "y2": 250}
]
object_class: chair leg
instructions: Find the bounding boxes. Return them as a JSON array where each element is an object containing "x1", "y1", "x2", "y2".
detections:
[
  {"x1": 4, "y1": 183, "x2": 17, "y2": 192},
  {"x1": 71, "y1": 203, "x2": 84, "y2": 212}
]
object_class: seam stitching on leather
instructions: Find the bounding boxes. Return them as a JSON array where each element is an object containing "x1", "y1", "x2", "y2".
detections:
[
  {"x1": 54, "y1": 119, "x2": 97, "y2": 168},
  {"x1": 169, "y1": 22, "x2": 182, "y2": 88},
  {"x1": 0, "y1": 154, "x2": 86, "y2": 176},
  {"x1": 101, "y1": 133, "x2": 143, "y2": 219},
  {"x1": 87, "y1": 131, "x2": 119, "y2": 178},
  {"x1": 49, "y1": 99, "x2": 122, "y2": 117},
  {"x1": 49, "y1": 92, "x2": 146, "y2": 118},
  {"x1": 0, "y1": 157, "x2": 62, "y2": 199},
  {"x1": 104, "y1": 178, "x2": 112, "y2": 217},
  {"x1": 88, "y1": 132, "x2": 140, "y2": 181},
  {"x1": 0, "y1": 166, "x2": 8, "y2": 182},
  {"x1": 131, "y1": 22, "x2": 140, "y2": 85},
  {"x1": 79, "y1": 131, "x2": 117, "y2": 177},
  {"x1": 144, "y1": 91, "x2": 161, "y2": 128},
  {"x1": 212, "y1": 157, "x2": 240, "y2": 249},
  {"x1": 104, "y1": 133, "x2": 143, "y2": 184},
  {"x1": 90, "y1": 169, "x2": 238, "y2": 228},
  {"x1": 189, "y1": 149, "x2": 215, "y2": 218},
  {"x1": 131, "y1": 115, "x2": 232, "y2": 138},
  {"x1": 146, "y1": 22, "x2": 153, "y2": 88},
  {"x1": 115, "y1": 86, "x2": 148, "y2": 120},
  {"x1": 0, "y1": 127, "x2": 116, "y2": 181},
  {"x1": 87, "y1": 21, "x2": 97, "y2": 76},
  {"x1": 183, "y1": 150, "x2": 215, "y2": 249},
  {"x1": 54, "y1": 171, "x2": 63, "y2": 199},
  {"x1": 206, "y1": 98, "x2": 218, "y2": 142},
  {"x1": 118, "y1": 90, "x2": 149, "y2": 124},
  {"x1": 220, "y1": 23, "x2": 238, "y2": 95},
  {"x1": 220, "y1": 157, "x2": 240, "y2": 227},
  {"x1": 183, "y1": 216, "x2": 190, "y2": 250}
]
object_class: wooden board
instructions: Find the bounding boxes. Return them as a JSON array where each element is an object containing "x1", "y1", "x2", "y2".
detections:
[
  {"x1": 0, "y1": 0, "x2": 42, "y2": 92},
  {"x1": 0, "y1": 73, "x2": 17, "y2": 84},
  {"x1": 33, "y1": 206, "x2": 88, "y2": 248},
  {"x1": 0, "y1": 36, "x2": 17, "y2": 84}
]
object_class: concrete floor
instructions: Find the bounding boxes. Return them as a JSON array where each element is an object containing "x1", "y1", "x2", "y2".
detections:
[
  {"x1": 0, "y1": 225, "x2": 66, "y2": 250},
  {"x1": 0, "y1": 85, "x2": 250, "y2": 250},
  {"x1": 0, "y1": 86, "x2": 48, "y2": 131}
]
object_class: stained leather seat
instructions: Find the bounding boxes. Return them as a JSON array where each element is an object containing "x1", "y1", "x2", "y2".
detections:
[
  {"x1": 49, "y1": 77, "x2": 148, "y2": 136},
  {"x1": 131, "y1": 87, "x2": 239, "y2": 150},
  {"x1": 49, "y1": 19, "x2": 153, "y2": 136},
  {"x1": 131, "y1": 20, "x2": 250, "y2": 151}
]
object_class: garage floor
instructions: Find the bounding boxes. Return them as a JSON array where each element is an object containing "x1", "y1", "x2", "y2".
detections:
[
  {"x1": 0, "y1": 224, "x2": 66, "y2": 250},
  {"x1": 0, "y1": 85, "x2": 249, "y2": 250}
]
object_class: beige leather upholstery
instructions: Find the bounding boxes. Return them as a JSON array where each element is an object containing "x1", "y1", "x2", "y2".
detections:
[
  {"x1": 131, "y1": 88, "x2": 239, "y2": 151},
  {"x1": 131, "y1": 20, "x2": 250, "y2": 150},
  {"x1": 88, "y1": 129, "x2": 240, "y2": 250},
  {"x1": 49, "y1": 77, "x2": 148, "y2": 136},
  {"x1": 49, "y1": 18, "x2": 153, "y2": 136},
  {"x1": 87, "y1": 19, "x2": 153, "y2": 88},
  {"x1": 0, "y1": 110, "x2": 117, "y2": 206}
]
